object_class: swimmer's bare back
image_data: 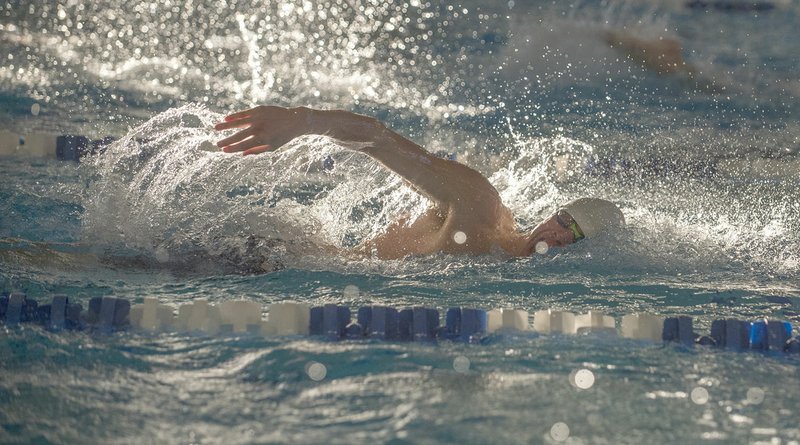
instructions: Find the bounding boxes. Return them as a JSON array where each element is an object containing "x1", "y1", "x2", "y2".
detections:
[{"x1": 215, "y1": 106, "x2": 528, "y2": 259}]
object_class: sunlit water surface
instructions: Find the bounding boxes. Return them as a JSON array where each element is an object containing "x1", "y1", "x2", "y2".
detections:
[{"x1": 1, "y1": 0, "x2": 799, "y2": 444}]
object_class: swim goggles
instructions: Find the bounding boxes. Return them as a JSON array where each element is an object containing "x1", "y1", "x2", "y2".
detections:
[{"x1": 556, "y1": 209, "x2": 585, "y2": 242}]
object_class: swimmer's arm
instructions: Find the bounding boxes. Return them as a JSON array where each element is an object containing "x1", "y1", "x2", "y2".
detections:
[{"x1": 215, "y1": 106, "x2": 500, "y2": 209}]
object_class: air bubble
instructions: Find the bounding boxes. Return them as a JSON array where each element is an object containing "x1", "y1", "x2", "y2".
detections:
[
  {"x1": 453, "y1": 355, "x2": 470, "y2": 373},
  {"x1": 343, "y1": 285, "x2": 359, "y2": 299},
  {"x1": 306, "y1": 361, "x2": 327, "y2": 381},
  {"x1": 690, "y1": 387, "x2": 709, "y2": 405},
  {"x1": 550, "y1": 422, "x2": 569, "y2": 442},
  {"x1": 746, "y1": 387, "x2": 765, "y2": 405},
  {"x1": 453, "y1": 231, "x2": 467, "y2": 244},
  {"x1": 570, "y1": 369, "x2": 595, "y2": 389}
]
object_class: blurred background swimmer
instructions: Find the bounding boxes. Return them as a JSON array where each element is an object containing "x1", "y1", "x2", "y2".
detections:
[
  {"x1": 498, "y1": 14, "x2": 725, "y2": 93},
  {"x1": 215, "y1": 106, "x2": 625, "y2": 260}
]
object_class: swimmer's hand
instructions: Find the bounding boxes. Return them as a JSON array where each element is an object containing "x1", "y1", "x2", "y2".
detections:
[{"x1": 215, "y1": 105, "x2": 314, "y2": 155}]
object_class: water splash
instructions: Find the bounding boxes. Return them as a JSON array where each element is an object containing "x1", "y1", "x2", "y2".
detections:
[{"x1": 79, "y1": 104, "x2": 427, "y2": 272}]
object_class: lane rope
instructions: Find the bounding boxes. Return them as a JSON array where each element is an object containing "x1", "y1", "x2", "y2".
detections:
[{"x1": 1, "y1": 293, "x2": 798, "y2": 353}]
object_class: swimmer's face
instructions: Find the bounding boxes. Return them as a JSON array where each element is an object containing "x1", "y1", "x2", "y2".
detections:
[{"x1": 526, "y1": 211, "x2": 582, "y2": 255}]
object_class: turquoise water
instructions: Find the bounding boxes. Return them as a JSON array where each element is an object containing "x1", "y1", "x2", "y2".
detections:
[{"x1": 2, "y1": 0, "x2": 800, "y2": 444}]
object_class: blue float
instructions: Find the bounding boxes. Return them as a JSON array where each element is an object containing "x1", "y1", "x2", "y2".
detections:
[
  {"x1": 766, "y1": 320, "x2": 792, "y2": 351},
  {"x1": 356, "y1": 307, "x2": 372, "y2": 333},
  {"x1": 412, "y1": 307, "x2": 439, "y2": 341},
  {"x1": 659, "y1": 316, "x2": 694, "y2": 346},
  {"x1": 86, "y1": 297, "x2": 130, "y2": 333},
  {"x1": 460, "y1": 308, "x2": 487, "y2": 343},
  {"x1": 710, "y1": 319, "x2": 726, "y2": 346},
  {"x1": 678, "y1": 316, "x2": 694, "y2": 347},
  {"x1": 662, "y1": 318, "x2": 679, "y2": 343},
  {"x1": 35, "y1": 295, "x2": 67, "y2": 330},
  {"x1": 440, "y1": 307, "x2": 462, "y2": 340},
  {"x1": 4, "y1": 293, "x2": 28, "y2": 325},
  {"x1": 749, "y1": 320, "x2": 768, "y2": 350},
  {"x1": 725, "y1": 319, "x2": 751, "y2": 350},
  {"x1": 398, "y1": 308, "x2": 413, "y2": 341},
  {"x1": 64, "y1": 302, "x2": 83, "y2": 330},
  {"x1": 312, "y1": 306, "x2": 325, "y2": 336},
  {"x1": 308, "y1": 304, "x2": 350, "y2": 338},
  {"x1": 368, "y1": 306, "x2": 399, "y2": 340},
  {"x1": 322, "y1": 304, "x2": 339, "y2": 337}
]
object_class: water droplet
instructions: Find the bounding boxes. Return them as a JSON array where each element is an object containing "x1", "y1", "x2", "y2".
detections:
[
  {"x1": 690, "y1": 387, "x2": 709, "y2": 405},
  {"x1": 453, "y1": 231, "x2": 467, "y2": 244},
  {"x1": 306, "y1": 361, "x2": 327, "y2": 381},
  {"x1": 550, "y1": 422, "x2": 570, "y2": 441},
  {"x1": 30, "y1": 103, "x2": 40, "y2": 116},
  {"x1": 343, "y1": 284, "x2": 359, "y2": 299},
  {"x1": 453, "y1": 355, "x2": 470, "y2": 373},
  {"x1": 571, "y1": 369, "x2": 595, "y2": 389},
  {"x1": 746, "y1": 387, "x2": 765, "y2": 405},
  {"x1": 535, "y1": 241, "x2": 548, "y2": 254}
]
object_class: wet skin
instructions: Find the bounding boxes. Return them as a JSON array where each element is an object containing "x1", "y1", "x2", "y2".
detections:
[{"x1": 215, "y1": 105, "x2": 578, "y2": 260}]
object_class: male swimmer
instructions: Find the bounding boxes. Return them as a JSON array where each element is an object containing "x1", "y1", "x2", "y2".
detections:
[{"x1": 215, "y1": 106, "x2": 625, "y2": 260}]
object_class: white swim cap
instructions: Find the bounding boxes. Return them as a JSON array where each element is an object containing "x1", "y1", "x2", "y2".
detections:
[{"x1": 561, "y1": 198, "x2": 625, "y2": 238}]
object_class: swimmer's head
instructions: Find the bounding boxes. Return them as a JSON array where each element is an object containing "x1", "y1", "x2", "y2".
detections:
[{"x1": 526, "y1": 198, "x2": 625, "y2": 254}]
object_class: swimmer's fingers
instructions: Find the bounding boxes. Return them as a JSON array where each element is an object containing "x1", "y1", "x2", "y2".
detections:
[
  {"x1": 222, "y1": 106, "x2": 264, "y2": 122},
  {"x1": 243, "y1": 145, "x2": 273, "y2": 156},
  {"x1": 215, "y1": 119, "x2": 252, "y2": 131},
  {"x1": 221, "y1": 136, "x2": 272, "y2": 154},
  {"x1": 220, "y1": 105, "x2": 286, "y2": 123},
  {"x1": 216, "y1": 128, "x2": 254, "y2": 148},
  {"x1": 215, "y1": 107, "x2": 263, "y2": 130},
  {"x1": 216, "y1": 105, "x2": 291, "y2": 131}
]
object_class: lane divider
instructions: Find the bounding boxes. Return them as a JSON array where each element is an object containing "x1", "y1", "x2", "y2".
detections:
[{"x1": 1, "y1": 293, "x2": 798, "y2": 353}]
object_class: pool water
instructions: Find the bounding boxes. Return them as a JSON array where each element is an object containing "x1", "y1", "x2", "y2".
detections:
[{"x1": 1, "y1": 0, "x2": 799, "y2": 443}]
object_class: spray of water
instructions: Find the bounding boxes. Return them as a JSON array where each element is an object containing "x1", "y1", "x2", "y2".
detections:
[{"x1": 79, "y1": 104, "x2": 430, "y2": 272}]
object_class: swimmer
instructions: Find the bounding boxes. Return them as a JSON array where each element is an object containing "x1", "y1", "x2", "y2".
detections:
[
  {"x1": 215, "y1": 106, "x2": 625, "y2": 260},
  {"x1": 601, "y1": 30, "x2": 721, "y2": 92},
  {"x1": 603, "y1": 30, "x2": 693, "y2": 76}
]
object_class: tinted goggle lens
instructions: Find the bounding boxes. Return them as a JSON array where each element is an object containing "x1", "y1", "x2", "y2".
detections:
[{"x1": 556, "y1": 210, "x2": 585, "y2": 241}]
